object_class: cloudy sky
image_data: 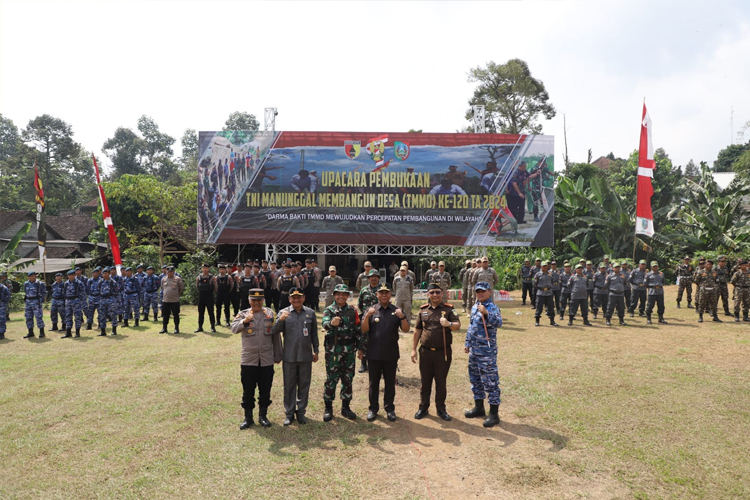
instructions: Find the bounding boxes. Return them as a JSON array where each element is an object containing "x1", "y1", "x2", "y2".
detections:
[{"x1": 1, "y1": 0, "x2": 748, "y2": 172}]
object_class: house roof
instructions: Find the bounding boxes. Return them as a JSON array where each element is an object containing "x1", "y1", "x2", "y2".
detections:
[
  {"x1": 0, "y1": 210, "x2": 34, "y2": 232},
  {"x1": 592, "y1": 156, "x2": 613, "y2": 170},
  {"x1": 165, "y1": 225, "x2": 197, "y2": 247},
  {"x1": 41, "y1": 246, "x2": 82, "y2": 259},
  {"x1": 45, "y1": 215, "x2": 98, "y2": 241}
]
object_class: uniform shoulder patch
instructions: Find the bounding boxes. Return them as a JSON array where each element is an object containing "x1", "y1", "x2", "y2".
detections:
[
  {"x1": 443, "y1": 303, "x2": 454, "y2": 308},
  {"x1": 420, "y1": 303, "x2": 430, "y2": 309}
]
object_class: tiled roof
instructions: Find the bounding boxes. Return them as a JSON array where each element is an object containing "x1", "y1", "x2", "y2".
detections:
[{"x1": 45, "y1": 215, "x2": 97, "y2": 241}]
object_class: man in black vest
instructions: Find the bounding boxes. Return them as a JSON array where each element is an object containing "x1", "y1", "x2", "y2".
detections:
[
  {"x1": 260, "y1": 260, "x2": 274, "y2": 310},
  {"x1": 238, "y1": 266, "x2": 259, "y2": 312},
  {"x1": 276, "y1": 263, "x2": 300, "y2": 311},
  {"x1": 215, "y1": 264, "x2": 234, "y2": 327},
  {"x1": 195, "y1": 264, "x2": 217, "y2": 333}
]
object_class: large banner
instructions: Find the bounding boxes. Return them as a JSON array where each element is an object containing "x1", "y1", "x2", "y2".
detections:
[{"x1": 197, "y1": 131, "x2": 554, "y2": 247}]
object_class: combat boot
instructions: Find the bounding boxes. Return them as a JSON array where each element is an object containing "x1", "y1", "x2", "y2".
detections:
[
  {"x1": 725, "y1": 306, "x2": 733, "y2": 317},
  {"x1": 51, "y1": 323, "x2": 59, "y2": 331},
  {"x1": 567, "y1": 318, "x2": 573, "y2": 326},
  {"x1": 38, "y1": 328, "x2": 45, "y2": 338},
  {"x1": 583, "y1": 318, "x2": 593, "y2": 326},
  {"x1": 619, "y1": 319, "x2": 627, "y2": 326},
  {"x1": 605, "y1": 318, "x2": 612, "y2": 326},
  {"x1": 658, "y1": 315, "x2": 667, "y2": 325},
  {"x1": 698, "y1": 313, "x2": 703, "y2": 323},
  {"x1": 735, "y1": 313, "x2": 740, "y2": 323},
  {"x1": 86, "y1": 323, "x2": 92, "y2": 330},
  {"x1": 713, "y1": 314, "x2": 722, "y2": 323},
  {"x1": 142, "y1": 313, "x2": 148, "y2": 321},
  {"x1": 687, "y1": 302, "x2": 693, "y2": 309},
  {"x1": 483, "y1": 404, "x2": 500, "y2": 428},
  {"x1": 550, "y1": 317, "x2": 558, "y2": 326},
  {"x1": 258, "y1": 408, "x2": 271, "y2": 428},
  {"x1": 75, "y1": 328, "x2": 80, "y2": 338},
  {"x1": 61, "y1": 328, "x2": 72, "y2": 339},
  {"x1": 323, "y1": 401, "x2": 334, "y2": 422},
  {"x1": 341, "y1": 400, "x2": 357, "y2": 420},
  {"x1": 210, "y1": 323, "x2": 217, "y2": 333},
  {"x1": 464, "y1": 399, "x2": 486, "y2": 418},
  {"x1": 123, "y1": 319, "x2": 129, "y2": 327},
  {"x1": 534, "y1": 317, "x2": 540, "y2": 327},
  {"x1": 0, "y1": 333, "x2": 4, "y2": 340},
  {"x1": 646, "y1": 314, "x2": 652, "y2": 325},
  {"x1": 743, "y1": 313, "x2": 750, "y2": 322},
  {"x1": 98, "y1": 328, "x2": 107, "y2": 336},
  {"x1": 240, "y1": 409, "x2": 254, "y2": 430},
  {"x1": 676, "y1": 301, "x2": 681, "y2": 309},
  {"x1": 112, "y1": 326, "x2": 118, "y2": 335},
  {"x1": 134, "y1": 318, "x2": 139, "y2": 327}
]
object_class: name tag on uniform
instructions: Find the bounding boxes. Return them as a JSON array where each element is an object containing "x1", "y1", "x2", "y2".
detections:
[{"x1": 303, "y1": 327, "x2": 309, "y2": 336}]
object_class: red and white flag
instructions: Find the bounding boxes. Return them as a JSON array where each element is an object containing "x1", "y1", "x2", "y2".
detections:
[
  {"x1": 93, "y1": 154, "x2": 123, "y2": 275},
  {"x1": 636, "y1": 103, "x2": 655, "y2": 236}
]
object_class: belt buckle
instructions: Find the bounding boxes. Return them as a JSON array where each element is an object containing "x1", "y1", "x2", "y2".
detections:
[{"x1": 430, "y1": 347, "x2": 436, "y2": 351}]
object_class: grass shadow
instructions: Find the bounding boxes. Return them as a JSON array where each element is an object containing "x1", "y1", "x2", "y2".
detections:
[
  {"x1": 28, "y1": 336, "x2": 52, "y2": 343},
  {"x1": 204, "y1": 331, "x2": 232, "y2": 338},
  {"x1": 0, "y1": 337, "x2": 16, "y2": 344},
  {"x1": 499, "y1": 419, "x2": 569, "y2": 451}
]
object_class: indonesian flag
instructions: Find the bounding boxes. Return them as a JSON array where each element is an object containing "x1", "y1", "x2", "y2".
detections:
[
  {"x1": 93, "y1": 154, "x2": 123, "y2": 275},
  {"x1": 33, "y1": 161, "x2": 46, "y2": 260},
  {"x1": 636, "y1": 103, "x2": 655, "y2": 236}
]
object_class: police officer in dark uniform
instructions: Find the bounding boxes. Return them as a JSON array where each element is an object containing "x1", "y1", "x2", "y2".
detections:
[
  {"x1": 411, "y1": 283, "x2": 460, "y2": 421},
  {"x1": 592, "y1": 263, "x2": 609, "y2": 319},
  {"x1": 533, "y1": 261, "x2": 558, "y2": 327},
  {"x1": 238, "y1": 266, "x2": 259, "y2": 312},
  {"x1": 604, "y1": 263, "x2": 627, "y2": 326},
  {"x1": 276, "y1": 263, "x2": 300, "y2": 311},
  {"x1": 559, "y1": 262, "x2": 572, "y2": 319},
  {"x1": 519, "y1": 259, "x2": 534, "y2": 306},
  {"x1": 215, "y1": 264, "x2": 234, "y2": 327},
  {"x1": 195, "y1": 264, "x2": 217, "y2": 333},
  {"x1": 645, "y1": 261, "x2": 668, "y2": 325},
  {"x1": 260, "y1": 260, "x2": 273, "y2": 310},
  {"x1": 628, "y1": 259, "x2": 648, "y2": 317},
  {"x1": 530, "y1": 258, "x2": 541, "y2": 308}
]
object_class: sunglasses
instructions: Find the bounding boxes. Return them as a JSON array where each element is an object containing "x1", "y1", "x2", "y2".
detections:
[{"x1": 428, "y1": 291, "x2": 442, "y2": 295}]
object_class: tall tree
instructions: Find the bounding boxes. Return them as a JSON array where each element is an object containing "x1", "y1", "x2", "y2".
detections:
[
  {"x1": 713, "y1": 142, "x2": 749, "y2": 172},
  {"x1": 465, "y1": 59, "x2": 556, "y2": 134},
  {"x1": 684, "y1": 159, "x2": 700, "y2": 177},
  {"x1": 223, "y1": 111, "x2": 259, "y2": 131},
  {"x1": 102, "y1": 116, "x2": 177, "y2": 182},
  {"x1": 102, "y1": 127, "x2": 147, "y2": 177},
  {"x1": 0, "y1": 114, "x2": 19, "y2": 161}
]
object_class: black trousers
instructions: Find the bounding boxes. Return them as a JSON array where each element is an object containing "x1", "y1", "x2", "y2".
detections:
[
  {"x1": 530, "y1": 286, "x2": 537, "y2": 307},
  {"x1": 241, "y1": 364, "x2": 274, "y2": 411},
  {"x1": 279, "y1": 293, "x2": 290, "y2": 311},
  {"x1": 506, "y1": 195, "x2": 525, "y2": 223},
  {"x1": 231, "y1": 291, "x2": 241, "y2": 316},
  {"x1": 312, "y1": 286, "x2": 321, "y2": 311},
  {"x1": 630, "y1": 288, "x2": 647, "y2": 313},
  {"x1": 568, "y1": 298, "x2": 589, "y2": 319},
  {"x1": 521, "y1": 282, "x2": 533, "y2": 304},
  {"x1": 587, "y1": 289, "x2": 595, "y2": 310},
  {"x1": 264, "y1": 288, "x2": 273, "y2": 309},
  {"x1": 419, "y1": 347, "x2": 452, "y2": 412},
  {"x1": 368, "y1": 359, "x2": 398, "y2": 413},
  {"x1": 240, "y1": 293, "x2": 252, "y2": 312},
  {"x1": 593, "y1": 293, "x2": 608, "y2": 314},
  {"x1": 559, "y1": 292, "x2": 570, "y2": 315},
  {"x1": 198, "y1": 292, "x2": 215, "y2": 328},
  {"x1": 272, "y1": 289, "x2": 281, "y2": 311},
  {"x1": 162, "y1": 302, "x2": 180, "y2": 328},
  {"x1": 552, "y1": 290, "x2": 560, "y2": 313},
  {"x1": 606, "y1": 295, "x2": 625, "y2": 320},
  {"x1": 535, "y1": 294, "x2": 555, "y2": 319},
  {"x1": 646, "y1": 295, "x2": 665, "y2": 316},
  {"x1": 216, "y1": 291, "x2": 231, "y2": 323}
]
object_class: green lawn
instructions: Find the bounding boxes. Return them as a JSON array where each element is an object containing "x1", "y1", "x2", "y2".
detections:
[{"x1": 1, "y1": 288, "x2": 749, "y2": 499}]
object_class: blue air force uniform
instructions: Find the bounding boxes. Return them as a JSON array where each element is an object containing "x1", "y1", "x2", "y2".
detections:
[
  {"x1": 142, "y1": 271, "x2": 161, "y2": 319},
  {"x1": 23, "y1": 277, "x2": 46, "y2": 331},
  {"x1": 122, "y1": 272, "x2": 142, "y2": 322},
  {"x1": 98, "y1": 275, "x2": 120, "y2": 330},
  {"x1": 87, "y1": 274, "x2": 102, "y2": 328},
  {"x1": 465, "y1": 291, "x2": 502, "y2": 405},
  {"x1": 50, "y1": 277, "x2": 67, "y2": 329},
  {"x1": 0, "y1": 283, "x2": 10, "y2": 338},
  {"x1": 63, "y1": 274, "x2": 86, "y2": 330}
]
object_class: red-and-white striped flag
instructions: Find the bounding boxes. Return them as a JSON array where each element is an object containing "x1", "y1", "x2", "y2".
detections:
[
  {"x1": 93, "y1": 154, "x2": 123, "y2": 275},
  {"x1": 636, "y1": 103, "x2": 655, "y2": 236}
]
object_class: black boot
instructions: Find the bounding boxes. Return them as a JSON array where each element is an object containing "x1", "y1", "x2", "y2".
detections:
[
  {"x1": 676, "y1": 301, "x2": 681, "y2": 309},
  {"x1": 86, "y1": 323, "x2": 92, "y2": 330},
  {"x1": 134, "y1": 318, "x2": 139, "y2": 327},
  {"x1": 341, "y1": 400, "x2": 357, "y2": 420},
  {"x1": 51, "y1": 323, "x2": 59, "y2": 331},
  {"x1": 713, "y1": 314, "x2": 722, "y2": 323},
  {"x1": 658, "y1": 315, "x2": 667, "y2": 324},
  {"x1": 98, "y1": 328, "x2": 107, "y2": 336},
  {"x1": 75, "y1": 328, "x2": 80, "y2": 338},
  {"x1": 698, "y1": 313, "x2": 703, "y2": 323},
  {"x1": 174, "y1": 324, "x2": 180, "y2": 334},
  {"x1": 211, "y1": 323, "x2": 217, "y2": 333},
  {"x1": 687, "y1": 302, "x2": 693, "y2": 309},
  {"x1": 240, "y1": 409, "x2": 254, "y2": 430},
  {"x1": 583, "y1": 318, "x2": 593, "y2": 326},
  {"x1": 194, "y1": 326, "x2": 204, "y2": 333},
  {"x1": 142, "y1": 313, "x2": 148, "y2": 321},
  {"x1": 24, "y1": 328, "x2": 33, "y2": 339},
  {"x1": 725, "y1": 307, "x2": 732, "y2": 317},
  {"x1": 123, "y1": 319, "x2": 129, "y2": 327},
  {"x1": 606, "y1": 318, "x2": 612, "y2": 326},
  {"x1": 735, "y1": 314, "x2": 740, "y2": 323},
  {"x1": 743, "y1": 313, "x2": 750, "y2": 322},
  {"x1": 483, "y1": 404, "x2": 500, "y2": 428},
  {"x1": 567, "y1": 318, "x2": 573, "y2": 326},
  {"x1": 38, "y1": 328, "x2": 45, "y2": 338},
  {"x1": 619, "y1": 318, "x2": 626, "y2": 326},
  {"x1": 647, "y1": 314, "x2": 652, "y2": 325},
  {"x1": 549, "y1": 317, "x2": 558, "y2": 326},
  {"x1": 160, "y1": 319, "x2": 168, "y2": 333},
  {"x1": 112, "y1": 326, "x2": 118, "y2": 335},
  {"x1": 118, "y1": 315, "x2": 123, "y2": 323},
  {"x1": 0, "y1": 333, "x2": 5, "y2": 340},
  {"x1": 534, "y1": 317, "x2": 540, "y2": 327},
  {"x1": 61, "y1": 328, "x2": 72, "y2": 339},
  {"x1": 464, "y1": 399, "x2": 486, "y2": 418},
  {"x1": 258, "y1": 408, "x2": 271, "y2": 428},
  {"x1": 323, "y1": 401, "x2": 334, "y2": 422}
]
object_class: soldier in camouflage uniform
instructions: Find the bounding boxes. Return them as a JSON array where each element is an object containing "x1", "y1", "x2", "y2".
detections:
[
  {"x1": 519, "y1": 259, "x2": 534, "y2": 306},
  {"x1": 320, "y1": 266, "x2": 344, "y2": 309},
  {"x1": 731, "y1": 259, "x2": 750, "y2": 322},
  {"x1": 695, "y1": 259, "x2": 721, "y2": 323},
  {"x1": 321, "y1": 284, "x2": 364, "y2": 422},
  {"x1": 459, "y1": 260, "x2": 472, "y2": 312},
  {"x1": 357, "y1": 269, "x2": 381, "y2": 373},
  {"x1": 693, "y1": 257, "x2": 706, "y2": 314},
  {"x1": 466, "y1": 258, "x2": 482, "y2": 312},
  {"x1": 355, "y1": 261, "x2": 375, "y2": 294},
  {"x1": 716, "y1": 256, "x2": 733, "y2": 316},
  {"x1": 675, "y1": 256, "x2": 694, "y2": 308}
]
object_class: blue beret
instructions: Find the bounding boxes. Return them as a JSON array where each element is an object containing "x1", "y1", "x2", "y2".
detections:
[
  {"x1": 67, "y1": 270, "x2": 75, "y2": 275},
  {"x1": 55, "y1": 272, "x2": 62, "y2": 277},
  {"x1": 27, "y1": 271, "x2": 37, "y2": 276}
]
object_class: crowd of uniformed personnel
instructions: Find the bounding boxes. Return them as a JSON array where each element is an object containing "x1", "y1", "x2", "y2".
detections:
[
  {"x1": 516, "y1": 255, "x2": 750, "y2": 326},
  {"x1": 3, "y1": 254, "x2": 748, "y2": 431}
]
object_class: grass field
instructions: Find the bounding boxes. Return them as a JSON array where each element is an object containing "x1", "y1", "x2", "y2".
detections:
[{"x1": 2, "y1": 287, "x2": 749, "y2": 499}]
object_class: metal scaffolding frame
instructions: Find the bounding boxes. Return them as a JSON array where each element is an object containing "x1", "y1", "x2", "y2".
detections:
[{"x1": 266, "y1": 244, "x2": 485, "y2": 261}]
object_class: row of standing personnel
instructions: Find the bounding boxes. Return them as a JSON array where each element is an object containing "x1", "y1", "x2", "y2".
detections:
[
  {"x1": 516, "y1": 256, "x2": 750, "y2": 326},
  {"x1": 232, "y1": 279, "x2": 505, "y2": 429},
  {"x1": 0, "y1": 265, "x2": 185, "y2": 340}
]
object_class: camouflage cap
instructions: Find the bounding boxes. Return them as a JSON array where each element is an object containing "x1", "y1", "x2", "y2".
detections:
[
  {"x1": 586, "y1": 260, "x2": 593, "y2": 265},
  {"x1": 639, "y1": 259, "x2": 647, "y2": 265},
  {"x1": 599, "y1": 263, "x2": 606, "y2": 268},
  {"x1": 55, "y1": 272, "x2": 62, "y2": 277},
  {"x1": 650, "y1": 261, "x2": 659, "y2": 267},
  {"x1": 333, "y1": 284, "x2": 349, "y2": 293},
  {"x1": 367, "y1": 269, "x2": 379, "y2": 277},
  {"x1": 27, "y1": 271, "x2": 37, "y2": 276},
  {"x1": 67, "y1": 270, "x2": 75, "y2": 275},
  {"x1": 541, "y1": 261, "x2": 549, "y2": 266},
  {"x1": 475, "y1": 281, "x2": 491, "y2": 291},
  {"x1": 612, "y1": 262, "x2": 621, "y2": 268},
  {"x1": 575, "y1": 264, "x2": 584, "y2": 269}
]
